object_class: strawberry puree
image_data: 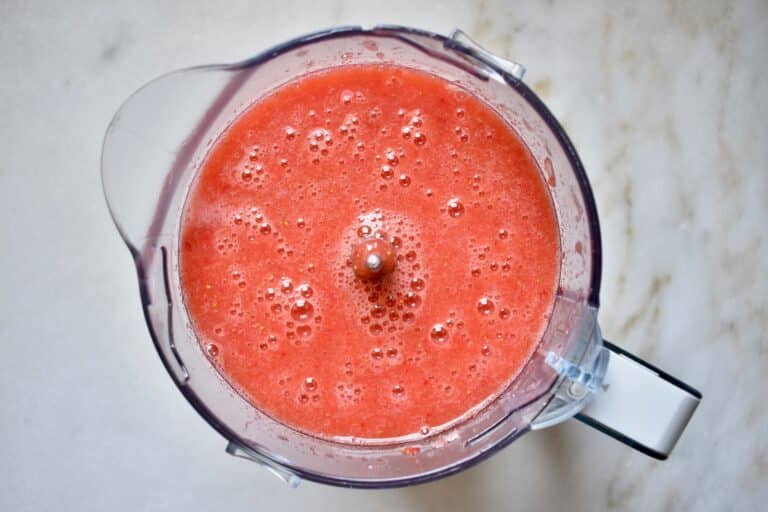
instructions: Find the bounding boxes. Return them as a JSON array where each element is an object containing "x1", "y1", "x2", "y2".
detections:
[{"x1": 180, "y1": 64, "x2": 560, "y2": 439}]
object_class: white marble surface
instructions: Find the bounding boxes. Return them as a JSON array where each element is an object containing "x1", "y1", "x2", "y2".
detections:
[{"x1": 1, "y1": 0, "x2": 766, "y2": 510}]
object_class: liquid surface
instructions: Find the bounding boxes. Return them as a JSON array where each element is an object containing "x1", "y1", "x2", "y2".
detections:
[{"x1": 180, "y1": 64, "x2": 560, "y2": 440}]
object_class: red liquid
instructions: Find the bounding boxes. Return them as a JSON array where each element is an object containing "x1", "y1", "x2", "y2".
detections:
[{"x1": 180, "y1": 65, "x2": 560, "y2": 439}]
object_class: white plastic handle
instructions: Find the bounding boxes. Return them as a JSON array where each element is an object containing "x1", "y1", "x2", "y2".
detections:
[{"x1": 576, "y1": 341, "x2": 701, "y2": 459}]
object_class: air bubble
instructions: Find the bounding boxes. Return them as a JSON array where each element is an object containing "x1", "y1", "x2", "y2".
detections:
[
  {"x1": 304, "y1": 377, "x2": 317, "y2": 391},
  {"x1": 477, "y1": 297, "x2": 495, "y2": 315},
  {"x1": 398, "y1": 174, "x2": 411, "y2": 187},
  {"x1": 280, "y1": 277, "x2": 293, "y2": 294},
  {"x1": 298, "y1": 284, "x2": 313, "y2": 298},
  {"x1": 499, "y1": 308, "x2": 511, "y2": 320},
  {"x1": 410, "y1": 277, "x2": 425, "y2": 291},
  {"x1": 392, "y1": 384, "x2": 405, "y2": 396},
  {"x1": 380, "y1": 165, "x2": 394, "y2": 180},
  {"x1": 205, "y1": 343, "x2": 219, "y2": 357},
  {"x1": 403, "y1": 292, "x2": 421, "y2": 308},
  {"x1": 290, "y1": 299, "x2": 314, "y2": 322},
  {"x1": 447, "y1": 198, "x2": 464, "y2": 218},
  {"x1": 430, "y1": 324, "x2": 449, "y2": 343},
  {"x1": 308, "y1": 128, "x2": 333, "y2": 151},
  {"x1": 297, "y1": 325, "x2": 312, "y2": 338},
  {"x1": 371, "y1": 304, "x2": 386, "y2": 319}
]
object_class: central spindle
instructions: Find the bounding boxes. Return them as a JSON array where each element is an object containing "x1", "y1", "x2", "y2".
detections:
[{"x1": 351, "y1": 237, "x2": 396, "y2": 280}]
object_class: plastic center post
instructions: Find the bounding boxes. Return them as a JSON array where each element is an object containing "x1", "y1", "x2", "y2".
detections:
[{"x1": 351, "y1": 236, "x2": 396, "y2": 280}]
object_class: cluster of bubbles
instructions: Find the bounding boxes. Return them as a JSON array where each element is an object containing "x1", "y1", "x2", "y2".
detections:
[
  {"x1": 205, "y1": 271, "x2": 320, "y2": 359},
  {"x1": 307, "y1": 127, "x2": 334, "y2": 164},
  {"x1": 272, "y1": 375, "x2": 324, "y2": 405},
  {"x1": 466, "y1": 234, "x2": 521, "y2": 282},
  {"x1": 226, "y1": 201, "x2": 321, "y2": 262},
  {"x1": 255, "y1": 275, "x2": 319, "y2": 345},
  {"x1": 232, "y1": 96, "x2": 513, "y2": 227},
  {"x1": 339, "y1": 113, "x2": 360, "y2": 143},
  {"x1": 335, "y1": 381, "x2": 364, "y2": 406},
  {"x1": 213, "y1": 232, "x2": 239, "y2": 256},
  {"x1": 474, "y1": 296, "x2": 512, "y2": 322},
  {"x1": 235, "y1": 145, "x2": 272, "y2": 187},
  {"x1": 338, "y1": 210, "x2": 428, "y2": 341},
  {"x1": 229, "y1": 81, "x2": 514, "y2": 229},
  {"x1": 374, "y1": 147, "x2": 412, "y2": 191},
  {"x1": 225, "y1": 207, "x2": 280, "y2": 244},
  {"x1": 398, "y1": 108, "x2": 427, "y2": 146}
]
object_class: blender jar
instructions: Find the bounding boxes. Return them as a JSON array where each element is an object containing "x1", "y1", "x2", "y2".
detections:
[{"x1": 102, "y1": 26, "x2": 700, "y2": 488}]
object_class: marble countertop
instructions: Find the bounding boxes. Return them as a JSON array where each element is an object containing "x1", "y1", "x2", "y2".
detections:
[{"x1": 1, "y1": 0, "x2": 765, "y2": 510}]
